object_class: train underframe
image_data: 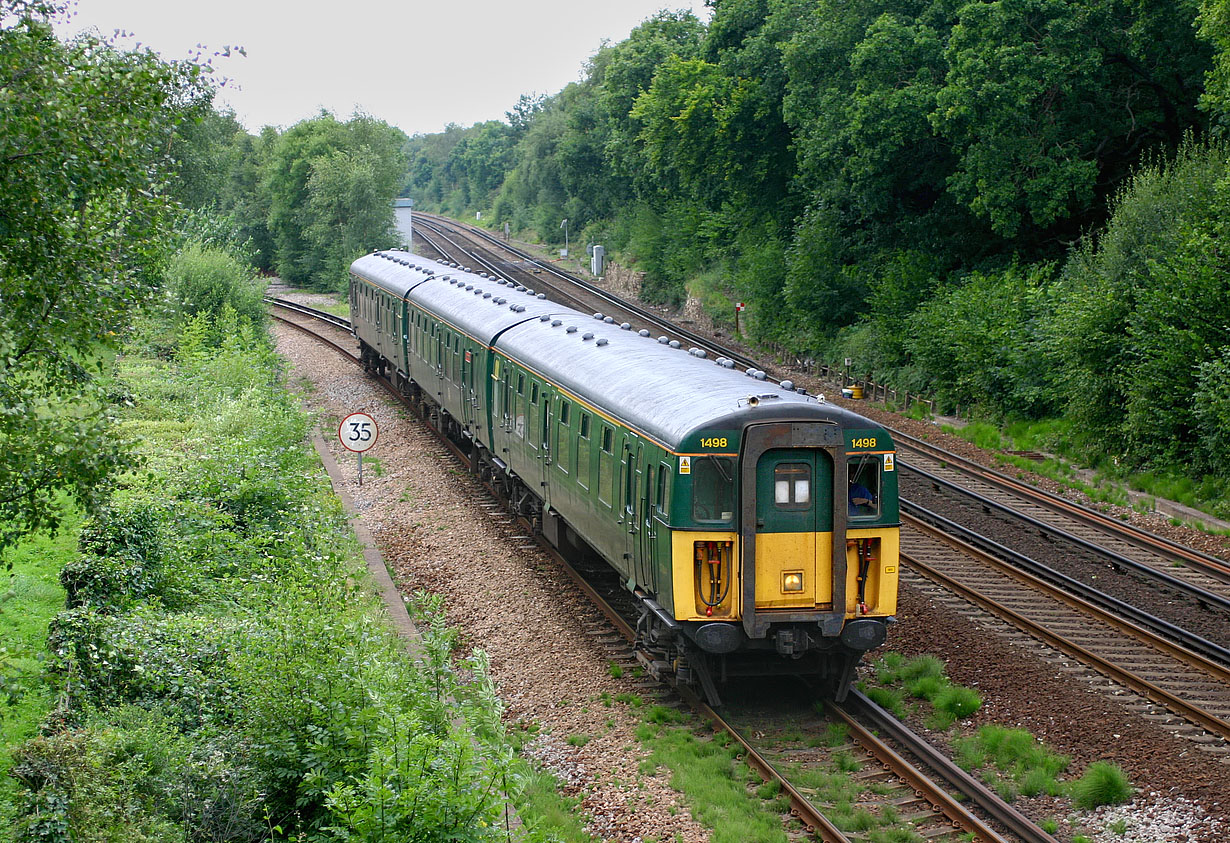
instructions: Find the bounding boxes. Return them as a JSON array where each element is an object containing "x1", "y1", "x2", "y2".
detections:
[{"x1": 361, "y1": 342, "x2": 880, "y2": 706}]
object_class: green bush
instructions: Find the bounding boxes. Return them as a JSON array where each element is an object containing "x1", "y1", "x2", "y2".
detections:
[
  {"x1": 899, "y1": 655, "x2": 945, "y2": 682},
  {"x1": 866, "y1": 687, "x2": 906, "y2": 719},
  {"x1": 1070, "y1": 761, "x2": 1132, "y2": 809},
  {"x1": 59, "y1": 498, "x2": 171, "y2": 610},
  {"x1": 933, "y1": 685, "x2": 982, "y2": 718},
  {"x1": 14, "y1": 309, "x2": 517, "y2": 841},
  {"x1": 166, "y1": 243, "x2": 266, "y2": 329},
  {"x1": 905, "y1": 676, "x2": 944, "y2": 700}
]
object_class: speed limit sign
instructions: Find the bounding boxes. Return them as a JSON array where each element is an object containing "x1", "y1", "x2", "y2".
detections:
[{"x1": 339, "y1": 412, "x2": 378, "y2": 452}]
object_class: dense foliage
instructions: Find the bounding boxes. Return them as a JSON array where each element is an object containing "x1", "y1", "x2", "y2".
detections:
[
  {"x1": 9, "y1": 295, "x2": 519, "y2": 841},
  {"x1": 397, "y1": 0, "x2": 1230, "y2": 494},
  {"x1": 0, "y1": 0, "x2": 210, "y2": 553}
]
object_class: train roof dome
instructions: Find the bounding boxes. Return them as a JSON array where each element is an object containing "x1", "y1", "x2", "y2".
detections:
[{"x1": 352, "y1": 250, "x2": 884, "y2": 450}]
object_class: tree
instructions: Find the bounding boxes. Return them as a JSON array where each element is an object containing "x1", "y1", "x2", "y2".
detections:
[
  {"x1": 264, "y1": 113, "x2": 407, "y2": 288},
  {"x1": 0, "y1": 0, "x2": 210, "y2": 552},
  {"x1": 1045, "y1": 140, "x2": 1230, "y2": 466},
  {"x1": 934, "y1": 0, "x2": 1209, "y2": 239},
  {"x1": 304, "y1": 147, "x2": 400, "y2": 288}
]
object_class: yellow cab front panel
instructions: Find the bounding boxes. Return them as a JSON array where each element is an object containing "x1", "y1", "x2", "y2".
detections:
[{"x1": 753, "y1": 447, "x2": 835, "y2": 610}]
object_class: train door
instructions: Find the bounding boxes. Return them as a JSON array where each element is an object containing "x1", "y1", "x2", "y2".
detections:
[
  {"x1": 460, "y1": 347, "x2": 475, "y2": 431},
  {"x1": 622, "y1": 436, "x2": 644, "y2": 586},
  {"x1": 431, "y1": 324, "x2": 444, "y2": 401},
  {"x1": 537, "y1": 391, "x2": 553, "y2": 505},
  {"x1": 753, "y1": 449, "x2": 835, "y2": 609},
  {"x1": 638, "y1": 460, "x2": 670, "y2": 596}
]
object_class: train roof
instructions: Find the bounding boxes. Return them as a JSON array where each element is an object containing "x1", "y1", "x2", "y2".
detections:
[
  {"x1": 354, "y1": 251, "x2": 562, "y2": 344},
  {"x1": 352, "y1": 250, "x2": 887, "y2": 451}
]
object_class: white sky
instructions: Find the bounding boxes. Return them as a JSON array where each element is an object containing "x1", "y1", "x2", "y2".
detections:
[{"x1": 57, "y1": 0, "x2": 711, "y2": 137}]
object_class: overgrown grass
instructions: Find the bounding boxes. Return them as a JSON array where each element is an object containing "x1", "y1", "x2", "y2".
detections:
[
  {"x1": 863, "y1": 652, "x2": 982, "y2": 728},
  {"x1": 953, "y1": 725, "x2": 1070, "y2": 801},
  {"x1": 0, "y1": 515, "x2": 78, "y2": 830},
  {"x1": 1070, "y1": 761, "x2": 1133, "y2": 809},
  {"x1": 636, "y1": 716, "x2": 789, "y2": 843},
  {"x1": 6, "y1": 310, "x2": 522, "y2": 841}
]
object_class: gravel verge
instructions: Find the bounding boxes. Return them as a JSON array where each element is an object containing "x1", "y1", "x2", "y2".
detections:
[{"x1": 274, "y1": 322, "x2": 710, "y2": 843}]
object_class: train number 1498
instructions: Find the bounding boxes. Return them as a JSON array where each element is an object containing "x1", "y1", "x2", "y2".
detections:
[
  {"x1": 700, "y1": 437, "x2": 728, "y2": 449},
  {"x1": 851, "y1": 437, "x2": 878, "y2": 449}
]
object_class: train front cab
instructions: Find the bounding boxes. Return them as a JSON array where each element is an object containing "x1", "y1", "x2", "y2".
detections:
[{"x1": 667, "y1": 422, "x2": 899, "y2": 699}]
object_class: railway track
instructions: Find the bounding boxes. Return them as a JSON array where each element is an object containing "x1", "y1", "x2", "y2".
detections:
[
  {"x1": 894, "y1": 430, "x2": 1230, "y2": 590},
  {"x1": 393, "y1": 216, "x2": 1230, "y2": 738},
  {"x1": 903, "y1": 515, "x2": 1230, "y2": 750},
  {"x1": 268, "y1": 295, "x2": 1056, "y2": 843},
  {"x1": 392, "y1": 218, "x2": 1230, "y2": 754},
  {"x1": 413, "y1": 214, "x2": 768, "y2": 376}
]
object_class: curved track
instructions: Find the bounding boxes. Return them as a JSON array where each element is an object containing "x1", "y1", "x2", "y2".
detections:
[
  {"x1": 269, "y1": 295, "x2": 1056, "y2": 843},
  {"x1": 392, "y1": 217, "x2": 1230, "y2": 763},
  {"x1": 414, "y1": 214, "x2": 770, "y2": 376}
]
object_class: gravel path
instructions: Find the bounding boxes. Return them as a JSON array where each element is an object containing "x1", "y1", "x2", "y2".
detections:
[{"x1": 274, "y1": 323, "x2": 710, "y2": 843}]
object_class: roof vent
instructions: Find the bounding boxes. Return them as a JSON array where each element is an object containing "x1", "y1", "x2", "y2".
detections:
[
  {"x1": 620, "y1": 323, "x2": 631, "y2": 331},
  {"x1": 465, "y1": 284, "x2": 474, "y2": 290},
  {"x1": 593, "y1": 312, "x2": 604, "y2": 320},
  {"x1": 537, "y1": 293, "x2": 546, "y2": 299},
  {"x1": 566, "y1": 326, "x2": 578, "y2": 333},
  {"x1": 746, "y1": 368, "x2": 757, "y2": 377},
  {"x1": 582, "y1": 332, "x2": 594, "y2": 341},
  {"x1": 639, "y1": 330, "x2": 651, "y2": 337},
  {"x1": 780, "y1": 380, "x2": 795, "y2": 391},
  {"x1": 540, "y1": 314, "x2": 551, "y2": 322},
  {"x1": 657, "y1": 336, "x2": 669, "y2": 344},
  {"x1": 526, "y1": 288, "x2": 535, "y2": 295},
  {"x1": 479, "y1": 272, "x2": 489, "y2": 278},
  {"x1": 603, "y1": 316, "x2": 614, "y2": 324},
  {"x1": 596, "y1": 338, "x2": 609, "y2": 347},
  {"x1": 754, "y1": 370, "x2": 767, "y2": 380},
  {"x1": 689, "y1": 347, "x2": 707, "y2": 358},
  {"x1": 552, "y1": 319, "x2": 563, "y2": 327},
  {"x1": 719, "y1": 358, "x2": 736, "y2": 369},
  {"x1": 483, "y1": 292, "x2": 492, "y2": 299},
  {"x1": 516, "y1": 285, "x2": 527, "y2": 292},
  {"x1": 669, "y1": 340, "x2": 681, "y2": 349}
]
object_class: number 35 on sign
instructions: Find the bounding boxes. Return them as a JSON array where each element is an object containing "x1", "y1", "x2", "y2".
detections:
[{"x1": 339, "y1": 412, "x2": 378, "y2": 452}]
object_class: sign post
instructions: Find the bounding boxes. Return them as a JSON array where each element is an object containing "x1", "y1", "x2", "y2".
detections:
[
  {"x1": 339, "y1": 412, "x2": 379, "y2": 485},
  {"x1": 734, "y1": 301, "x2": 745, "y2": 335}
]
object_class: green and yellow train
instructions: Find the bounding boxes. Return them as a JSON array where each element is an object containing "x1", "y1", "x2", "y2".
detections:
[{"x1": 351, "y1": 250, "x2": 899, "y2": 702}]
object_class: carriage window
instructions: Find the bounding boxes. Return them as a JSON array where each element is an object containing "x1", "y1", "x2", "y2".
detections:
[
  {"x1": 517, "y1": 373, "x2": 525, "y2": 395},
  {"x1": 774, "y1": 463, "x2": 811, "y2": 510},
  {"x1": 530, "y1": 382, "x2": 539, "y2": 405},
  {"x1": 848, "y1": 456, "x2": 881, "y2": 518},
  {"x1": 598, "y1": 426, "x2": 614, "y2": 507},
  {"x1": 656, "y1": 464, "x2": 670, "y2": 515},
  {"x1": 576, "y1": 413, "x2": 592, "y2": 489},
  {"x1": 692, "y1": 456, "x2": 735, "y2": 524},
  {"x1": 557, "y1": 402, "x2": 571, "y2": 474}
]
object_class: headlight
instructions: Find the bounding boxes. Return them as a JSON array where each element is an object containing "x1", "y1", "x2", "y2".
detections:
[{"x1": 782, "y1": 572, "x2": 804, "y2": 593}]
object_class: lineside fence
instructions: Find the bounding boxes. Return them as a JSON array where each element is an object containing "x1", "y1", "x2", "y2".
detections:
[{"x1": 759, "y1": 343, "x2": 954, "y2": 419}]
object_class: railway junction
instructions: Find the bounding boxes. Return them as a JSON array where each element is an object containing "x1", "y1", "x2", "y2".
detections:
[{"x1": 265, "y1": 216, "x2": 1230, "y2": 842}]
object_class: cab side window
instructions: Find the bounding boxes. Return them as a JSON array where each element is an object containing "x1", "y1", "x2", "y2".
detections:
[
  {"x1": 847, "y1": 456, "x2": 881, "y2": 518},
  {"x1": 692, "y1": 456, "x2": 735, "y2": 524}
]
